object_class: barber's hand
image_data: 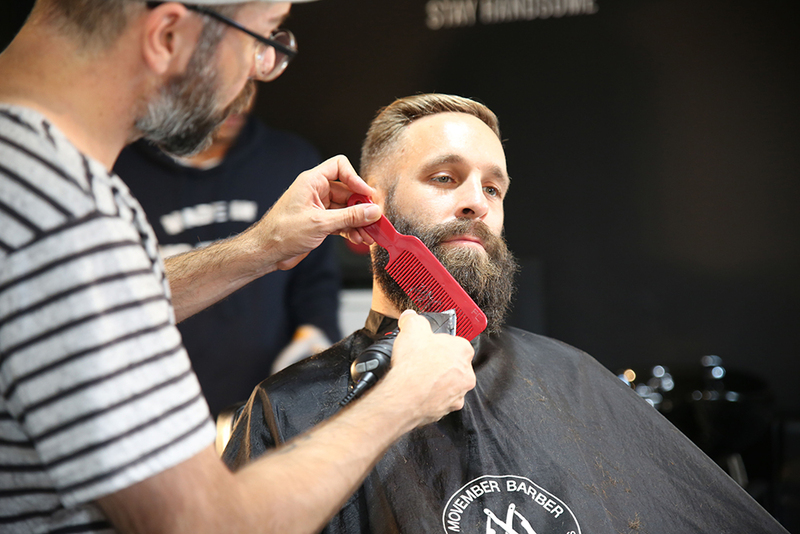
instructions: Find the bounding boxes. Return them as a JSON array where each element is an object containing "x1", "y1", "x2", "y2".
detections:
[
  {"x1": 249, "y1": 155, "x2": 381, "y2": 271},
  {"x1": 381, "y1": 310, "x2": 476, "y2": 427}
]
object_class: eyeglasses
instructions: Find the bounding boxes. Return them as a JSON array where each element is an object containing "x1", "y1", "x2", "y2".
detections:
[{"x1": 147, "y1": 3, "x2": 298, "y2": 82}]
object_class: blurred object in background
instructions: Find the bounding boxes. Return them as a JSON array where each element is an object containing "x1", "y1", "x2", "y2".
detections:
[
  {"x1": 619, "y1": 356, "x2": 773, "y2": 463},
  {"x1": 271, "y1": 324, "x2": 334, "y2": 374},
  {"x1": 618, "y1": 354, "x2": 799, "y2": 529}
]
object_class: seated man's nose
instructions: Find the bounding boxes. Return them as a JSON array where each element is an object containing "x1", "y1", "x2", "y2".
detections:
[{"x1": 457, "y1": 192, "x2": 489, "y2": 219}]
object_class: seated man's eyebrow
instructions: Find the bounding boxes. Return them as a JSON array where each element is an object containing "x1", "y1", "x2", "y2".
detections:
[
  {"x1": 501, "y1": 173, "x2": 513, "y2": 190},
  {"x1": 491, "y1": 166, "x2": 511, "y2": 190},
  {"x1": 420, "y1": 154, "x2": 466, "y2": 173}
]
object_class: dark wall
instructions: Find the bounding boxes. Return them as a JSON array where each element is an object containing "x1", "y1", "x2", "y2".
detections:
[
  {"x1": 0, "y1": 3, "x2": 31, "y2": 48},
  {"x1": 3, "y1": 2, "x2": 798, "y2": 413}
]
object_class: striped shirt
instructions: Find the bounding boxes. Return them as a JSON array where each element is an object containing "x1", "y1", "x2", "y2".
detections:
[{"x1": 0, "y1": 105, "x2": 215, "y2": 533}]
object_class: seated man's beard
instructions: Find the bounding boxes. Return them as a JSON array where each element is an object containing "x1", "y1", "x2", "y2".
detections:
[{"x1": 372, "y1": 199, "x2": 519, "y2": 335}]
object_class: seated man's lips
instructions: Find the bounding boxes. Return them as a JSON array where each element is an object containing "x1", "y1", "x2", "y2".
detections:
[{"x1": 443, "y1": 235, "x2": 484, "y2": 248}]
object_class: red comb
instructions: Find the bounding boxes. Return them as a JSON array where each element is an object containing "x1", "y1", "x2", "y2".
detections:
[{"x1": 348, "y1": 194, "x2": 487, "y2": 340}]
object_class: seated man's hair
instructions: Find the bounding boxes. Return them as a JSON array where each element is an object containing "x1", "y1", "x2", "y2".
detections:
[
  {"x1": 360, "y1": 94, "x2": 501, "y2": 184},
  {"x1": 31, "y1": 0, "x2": 240, "y2": 50}
]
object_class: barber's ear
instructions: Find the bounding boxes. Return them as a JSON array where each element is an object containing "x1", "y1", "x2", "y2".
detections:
[{"x1": 141, "y1": 3, "x2": 201, "y2": 76}]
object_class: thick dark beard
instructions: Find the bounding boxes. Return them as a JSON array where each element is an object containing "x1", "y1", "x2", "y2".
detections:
[
  {"x1": 372, "y1": 193, "x2": 519, "y2": 335},
  {"x1": 134, "y1": 26, "x2": 257, "y2": 157}
]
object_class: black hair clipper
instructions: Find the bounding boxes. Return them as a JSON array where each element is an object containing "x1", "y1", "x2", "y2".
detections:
[{"x1": 339, "y1": 310, "x2": 457, "y2": 407}]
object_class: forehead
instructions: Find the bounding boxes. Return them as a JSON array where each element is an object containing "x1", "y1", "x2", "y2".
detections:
[{"x1": 392, "y1": 112, "x2": 507, "y2": 177}]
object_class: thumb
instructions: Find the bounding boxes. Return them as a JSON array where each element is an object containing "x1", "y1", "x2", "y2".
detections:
[
  {"x1": 397, "y1": 309, "x2": 432, "y2": 336},
  {"x1": 325, "y1": 203, "x2": 382, "y2": 234}
]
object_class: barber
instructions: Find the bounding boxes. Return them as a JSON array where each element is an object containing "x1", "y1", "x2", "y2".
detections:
[{"x1": 0, "y1": 1, "x2": 476, "y2": 533}]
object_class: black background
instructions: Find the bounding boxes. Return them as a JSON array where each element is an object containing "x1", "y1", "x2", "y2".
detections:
[
  {"x1": 253, "y1": 0, "x2": 800, "y2": 413},
  {"x1": 3, "y1": 0, "x2": 799, "y2": 522}
]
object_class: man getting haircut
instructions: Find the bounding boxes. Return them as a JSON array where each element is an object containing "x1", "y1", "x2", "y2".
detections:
[{"x1": 223, "y1": 93, "x2": 787, "y2": 534}]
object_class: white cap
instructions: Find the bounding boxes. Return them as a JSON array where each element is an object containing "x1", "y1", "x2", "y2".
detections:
[{"x1": 174, "y1": 0, "x2": 318, "y2": 3}]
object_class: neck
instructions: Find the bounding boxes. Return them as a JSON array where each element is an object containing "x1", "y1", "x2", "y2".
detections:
[
  {"x1": 181, "y1": 138, "x2": 235, "y2": 169},
  {"x1": 370, "y1": 274, "x2": 401, "y2": 320},
  {"x1": 0, "y1": 20, "x2": 147, "y2": 169}
]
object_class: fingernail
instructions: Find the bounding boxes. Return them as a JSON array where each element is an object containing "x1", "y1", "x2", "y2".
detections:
[{"x1": 364, "y1": 204, "x2": 380, "y2": 221}]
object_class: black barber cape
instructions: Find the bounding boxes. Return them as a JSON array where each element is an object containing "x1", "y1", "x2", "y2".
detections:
[{"x1": 223, "y1": 311, "x2": 787, "y2": 534}]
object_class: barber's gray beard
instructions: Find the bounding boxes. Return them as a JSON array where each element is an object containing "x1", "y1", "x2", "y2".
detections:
[
  {"x1": 371, "y1": 200, "x2": 519, "y2": 335},
  {"x1": 133, "y1": 20, "x2": 249, "y2": 157},
  {"x1": 134, "y1": 66, "x2": 223, "y2": 157}
]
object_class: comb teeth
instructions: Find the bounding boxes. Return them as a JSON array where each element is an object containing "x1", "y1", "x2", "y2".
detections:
[{"x1": 387, "y1": 251, "x2": 475, "y2": 338}]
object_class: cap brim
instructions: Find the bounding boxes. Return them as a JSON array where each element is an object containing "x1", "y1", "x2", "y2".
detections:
[{"x1": 184, "y1": 0, "x2": 318, "y2": 3}]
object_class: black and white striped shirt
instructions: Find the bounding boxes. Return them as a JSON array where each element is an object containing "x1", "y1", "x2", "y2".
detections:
[{"x1": 0, "y1": 105, "x2": 215, "y2": 533}]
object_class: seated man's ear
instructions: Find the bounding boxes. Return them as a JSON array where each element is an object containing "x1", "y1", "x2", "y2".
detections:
[
  {"x1": 140, "y1": 3, "x2": 202, "y2": 76},
  {"x1": 366, "y1": 175, "x2": 395, "y2": 208},
  {"x1": 371, "y1": 187, "x2": 387, "y2": 208}
]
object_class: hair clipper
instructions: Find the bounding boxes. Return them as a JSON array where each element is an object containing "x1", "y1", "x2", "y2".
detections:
[{"x1": 339, "y1": 310, "x2": 457, "y2": 407}]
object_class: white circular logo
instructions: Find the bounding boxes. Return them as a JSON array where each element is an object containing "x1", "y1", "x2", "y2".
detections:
[{"x1": 442, "y1": 475, "x2": 581, "y2": 534}]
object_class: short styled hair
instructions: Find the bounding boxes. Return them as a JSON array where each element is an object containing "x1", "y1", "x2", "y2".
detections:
[
  {"x1": 360, "y1": 94, "x2": 501, "y2": 185},
  {"x1": 31, "y1": 0, "x2": 241, "y2": 50}
]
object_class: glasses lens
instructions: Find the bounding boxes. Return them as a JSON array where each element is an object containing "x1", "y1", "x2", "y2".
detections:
[{"x1": 256, "y1": 30, "x2": 296, "y2": 82}]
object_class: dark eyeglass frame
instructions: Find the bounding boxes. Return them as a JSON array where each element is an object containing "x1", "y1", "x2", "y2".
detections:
[
  {"x1": 145, "y1": 3, "x2": 298, "y2": 77},
  {"x1": 182, "y1": 4, "x2": 297, "y2": 60}
]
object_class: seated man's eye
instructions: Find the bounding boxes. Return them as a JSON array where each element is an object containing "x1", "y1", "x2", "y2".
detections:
[
  {"x1": 484, "y1": 186, "x2": 500, "y2": 197},
  {"x1": 432, "y1": 175, "x2": 453, "y2": 183}
]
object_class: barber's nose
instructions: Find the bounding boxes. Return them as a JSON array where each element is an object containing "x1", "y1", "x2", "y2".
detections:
[{"x1": 456, "y1": 179, "x2": 489, "y2": 220}]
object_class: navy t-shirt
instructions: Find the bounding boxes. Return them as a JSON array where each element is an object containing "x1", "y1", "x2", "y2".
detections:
[{"x1": 114, "y1": 117, "x2": 341, "y2": 415}]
